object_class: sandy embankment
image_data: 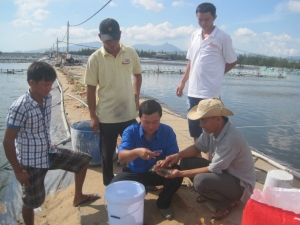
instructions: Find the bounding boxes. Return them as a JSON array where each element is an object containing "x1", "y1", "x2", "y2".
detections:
[{"x1": 31, "y1": 65, "x2": 229, "y2": 225}]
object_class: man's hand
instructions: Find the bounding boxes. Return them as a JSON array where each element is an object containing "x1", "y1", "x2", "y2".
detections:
[
  {"x1": 165, "y1": 169, "x2": 181, "y2": 178},
  {"x1": 15, "y1": 169, "x2": 30, "y2": 186},
  {"x1": 155, "y1": 168, "x2": 181, "y2": 179},
  {"x1": 159, "y1": 154, "x2": 180, "y2": 168},
  {"x1": 90, "y1": 116, "x2": 100, "y2": 135},
  {"x1": 138, "y1": 148, "x2": 155, "y2": 160},
  {"x1": 176, "y1": 82, "x2": 185, "y2": 97}
]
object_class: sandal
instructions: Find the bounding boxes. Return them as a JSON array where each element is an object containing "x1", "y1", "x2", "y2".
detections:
[
  {"x1": 196, "y1": 195, "x2": 207, "y2": 203},
  {"x1": 211, "y1": 203, "x2": 237, "y2": 220}
]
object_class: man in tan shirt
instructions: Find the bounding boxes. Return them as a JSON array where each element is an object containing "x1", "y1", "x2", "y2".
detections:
[{"x1": 84, "y1": 18, "x2": 142, "y2": 185}]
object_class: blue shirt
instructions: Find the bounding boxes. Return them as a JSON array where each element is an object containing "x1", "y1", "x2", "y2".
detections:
[
  {"x1": 6, "y1": 91, "x2": 52, "y2": 168},
  {"x1": 119, "y1": 123, "x2": 179, "y2": 173}
]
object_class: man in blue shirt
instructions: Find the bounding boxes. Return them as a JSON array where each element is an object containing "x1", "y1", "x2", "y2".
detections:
[{"x1": 111, "y1": 100, "x2": 183, "y2": 220}]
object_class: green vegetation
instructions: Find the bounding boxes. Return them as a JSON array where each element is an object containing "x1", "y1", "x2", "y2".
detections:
[
  {"x1": 238, "y1": 54, "x2": 300, "y2": 69},
  {"x1": 69, "y1": 48, "x2": 96, "y2": 55},
  {"x1": 135, "y1": 49, "x2": 157, "y2": 58},
  {"x1": 69, "y1": 48, "x2": 187, "y2": 61},
  {"x1": 135, "y1": 50, "x2": 187, "y2": 61}
]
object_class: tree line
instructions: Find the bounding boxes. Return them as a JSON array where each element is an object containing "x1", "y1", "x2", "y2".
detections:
[
  {"x1": 237, "y1": 55, "x2": 300, "y2": 69},
  {"x1": 69, "y1": 48, "x2": 187, "y2": 61},
  {"x1": 69, "y1": 48, "x2": 300, "y2": 69}
]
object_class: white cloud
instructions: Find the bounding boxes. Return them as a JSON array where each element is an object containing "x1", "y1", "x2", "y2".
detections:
[
  {"x1": 234, "y1": 28, "x2": 256, "y2": 36},
  {"x1": 233, "y1": 28, "x2": 257, "y2": 43},
  {"x1": 44, "y1": 26, "x2": 99, "y2": 43},
  {"x1": 33, "y1": 9, "x2": 50, "y2": 20},
  {"x1": 41, "y1": 23, "x2": 196, "y2": 51},
  {"x1": 288, "y1": 0, "x2": 300, "y2": 12},
  {"x1": 109, "y1": 2, "x2": 117, "y2": 7},
  {"x1": 19, "y1": 32, "x2": 33, "y2": 37},
  {"x1": 10, "y1": 19, "x2": 40, "y2": 27},
  {"x1": 119, "y1": 22, "x2": 197, "y2": 50},
  {"x1": 14, "y1": 0, "x2": 52, "y2": 19},
  {"x1": 232, "y1": 28, "x2": 299, "y2": 57},
  {"x1": 122, "y1": 22, "x2": 196, "y2": 41},
  {"x1": 219, "y1": 25, "x2": 227, "y2": 31},
  {"x1": 69, "y1": 27, "x2": 99, "y2": 38},
  {"x1": 44, "y1": 26, "x2": 69, "y2": 37},
  {"x1": 266, "y1": 41, "x2": 298, "y2": 57},
  {"x1": 272, "y1": 33, "x2": 292, "y2": 41},
  {"x1": 32, "y1": 28, "x2": 42, "y2": 32},
  {"x1": 131, "y1": 0, "x2": 164, "y2": 12},
  {"x1": 172, "y1": 0, "x2": 193, "y2": 7}
]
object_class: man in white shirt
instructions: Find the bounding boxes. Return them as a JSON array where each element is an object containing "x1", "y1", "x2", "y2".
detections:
[{"x1": 176, "y1": 3, "x2": 237, "y2": 144}]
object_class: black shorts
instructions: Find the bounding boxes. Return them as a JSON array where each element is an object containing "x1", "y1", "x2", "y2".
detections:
[{"x1": 21, "y1": 148, "x2": 91, "y2": 209}]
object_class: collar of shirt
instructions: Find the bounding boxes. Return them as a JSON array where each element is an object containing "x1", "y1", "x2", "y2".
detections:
[
  {"x1": 213, "y1": 120, "x2": 232, "y2": 143},
  {"x1": 138, "y1": 123, "x2": 161, "y2": 142},
  {"x1": 198, "y1": 26, "x2": 218, "y2": 39},
  {"x1": 100, "y1": 42, "x2": 126, "y2": 56},
  {"x1": 26, "y1": 90, "x2": 39, "y2": 108},
  {"x1": 26, "y1": 90, "x2": 50, "y2": 108}
]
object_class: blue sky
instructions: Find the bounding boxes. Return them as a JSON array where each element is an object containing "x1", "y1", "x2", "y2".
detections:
[{"x1": 0, "y1": 0, "x2": 300, "y2": 57}]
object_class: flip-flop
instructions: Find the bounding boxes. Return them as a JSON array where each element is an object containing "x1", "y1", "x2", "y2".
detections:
[
  {"x1": 73, "y1": 194, "x2": 101, "y2": 207},
  {"x1": 211, "y1": 203, "x2": 237, "y2": 220},
  {"x1": 196, "y1": 195, "x2": 207, "y2": 203}
]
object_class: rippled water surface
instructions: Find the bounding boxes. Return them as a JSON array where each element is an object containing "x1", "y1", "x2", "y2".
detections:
[
  {"x1": 140, "y1": 64, "x2": 300, "y2": 171},
  {"x1": 1, "y1": 63, "x2": 300, "y2": 173}
]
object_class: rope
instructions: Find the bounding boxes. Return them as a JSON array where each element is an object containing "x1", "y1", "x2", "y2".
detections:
[{"x1": 70, "y1": 0, "x2": 112, "y2": 27}]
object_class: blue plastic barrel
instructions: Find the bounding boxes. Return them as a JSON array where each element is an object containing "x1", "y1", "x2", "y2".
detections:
[{"x1": 70, "y1": 120, "x2": 101, "y2": 166}]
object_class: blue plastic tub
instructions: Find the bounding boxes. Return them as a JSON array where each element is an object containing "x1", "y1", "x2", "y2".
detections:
[{"x1": 70, "y1": 120, "x2": 101, "y2": 166}]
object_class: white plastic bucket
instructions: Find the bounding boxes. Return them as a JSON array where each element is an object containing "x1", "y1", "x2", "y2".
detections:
[
  {"x1": 263, "y1": 169, "x2": 293, "y2": 191},
  {"x1": 105, "y1": 181, "x2": 146, "y2": 225}
]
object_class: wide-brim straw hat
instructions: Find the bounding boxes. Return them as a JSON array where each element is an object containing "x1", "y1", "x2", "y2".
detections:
[{"x1": 187, "y1": 98, "x2": 233, "y2": 120}]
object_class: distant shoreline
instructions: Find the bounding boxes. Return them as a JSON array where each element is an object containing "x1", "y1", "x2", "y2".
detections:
[
  {"x1": 0, "y1": 58, "x2": 260, "y2": 71},
  {"x1": 0, "y1": 60, "x2": 38, "y2": 63}
]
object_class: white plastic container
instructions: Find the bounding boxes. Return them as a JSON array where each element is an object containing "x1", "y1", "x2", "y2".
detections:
[
  {"x1": 105, "y1": 181, "x2": 146, "y2": 225},
  {"x1": 263, "y1": 169, "x2": 293, "y2": 191}
]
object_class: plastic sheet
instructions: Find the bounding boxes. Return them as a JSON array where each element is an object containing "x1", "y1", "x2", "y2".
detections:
[{"x1": 0, "y1": 81, "x2": 75, "y2": 225}]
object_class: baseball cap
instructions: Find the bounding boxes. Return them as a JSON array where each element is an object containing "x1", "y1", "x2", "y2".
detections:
[{"x1": 99, "y1": 18, "x2": 120, "y2": 41}]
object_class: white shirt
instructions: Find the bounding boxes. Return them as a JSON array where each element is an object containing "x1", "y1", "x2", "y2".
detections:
[{"x1": 186, "y1": 26, "x2": 237, "y2": 98}]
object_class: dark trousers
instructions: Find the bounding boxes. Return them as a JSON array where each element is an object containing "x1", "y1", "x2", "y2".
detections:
[
  {"x1": 180, "y1": 157, "x2": 244, "y2": 209},
  {"x1": 187, "y1": 97, "x2": 204, "y2": 138},
  {"x1": 99, "y1": 119, "x2": 137, "y2": 185},
  {"x1": 111, "y1": 166, "x2": 183, "y2": 209}
]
